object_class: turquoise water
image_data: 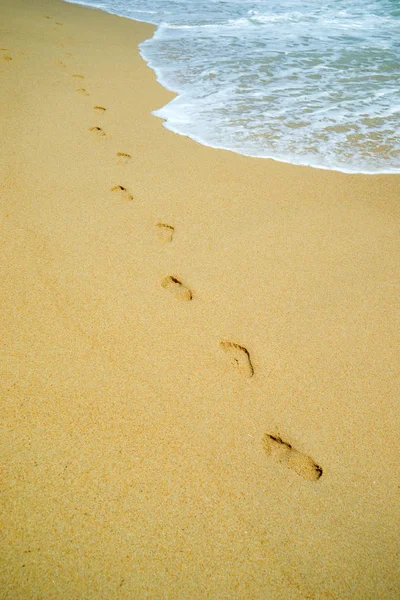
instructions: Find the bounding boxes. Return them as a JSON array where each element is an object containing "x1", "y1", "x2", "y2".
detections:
[{"x1": 66, "y1": 0, "x2": 400, "y2": 173}]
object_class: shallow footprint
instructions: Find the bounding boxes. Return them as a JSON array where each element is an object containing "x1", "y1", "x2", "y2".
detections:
[
  {"x1": 220, "y1": 340, "x2": 254, "y2": 378},
  {"x1": 161, "y1": 276, "x2": 192, "y2": 301},
  {"x1": 156, "y1": 222, "x2": 174, "y2": 243},
  {"x1": 262, "y1": 434, "x2": 323, "y2": 481},
  {"x1": 72, "y1": 73, "x2": 84, "y2": 79},
  {"x1": 88, "y1": 126, "x2": 106, "y2": 137},
  {"x1": 76, "y1": 87, "x2": 89, "y2": 96},
  {"x1": 116, "y1": 152, "x2": 131, "y2": 165},
  {"x1": 110, "y1": 185, "x2": 133, "y2": 201},
  {"x1": 2, "y1": 55, "x2": 12, "y2": 61},
  {"x1": 94, "y1": 105, "x2": 106, "y2": 113}
]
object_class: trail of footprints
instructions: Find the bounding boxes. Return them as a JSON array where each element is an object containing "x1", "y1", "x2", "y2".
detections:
[{"x1": 62, "y1": 50, "x2": 324, "y2": 484}]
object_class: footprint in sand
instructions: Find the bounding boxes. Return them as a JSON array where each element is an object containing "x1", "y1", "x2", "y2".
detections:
[
  {"x1": 262, "y1": 434, "x2": 323, "y2": 481},
  {"x1": 94, "y1": 106, "x2": 106, "y2": 115},
  {"x1": 156, "y1": 222, "x2": 175, "y2": 243},
  {"x1": 110, "y1": 185, "x2": 133, "y2": 201},
  {"x1": 161, "y1": 276, "x2": 192, "y2": 301},
  {"x1": 72, "y1": 74, "x2": 84, "y2": 79},
  {"x1": 76, "y1": 87, "x2": 89, "y2": 96},
  {"x1": 88, "y1": 126, "x2": 106, "y2": 137},
  {"x1": 220, "y1": 340, "x2": 254, "y2": 378},
  {"x1": 1, "y1": 49, "x2": 11, "y2": 60},
  {"x1": 116, "y1": 152, "x2": 131, "y2": 165}
]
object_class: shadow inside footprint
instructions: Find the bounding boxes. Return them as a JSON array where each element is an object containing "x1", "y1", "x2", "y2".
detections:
[
  {"x1": 73, "y1": 74, "x2": 84, "y2": 79},
  {"x1": 94, "y1": 105, "x2": 106, "y2": 113},
  {"x1": 88, "y1": 126, "x2": 106, "y2": 137},
  {"x1": 156, "y1": 222, "x2": 174, "y2": 243},
  {"x1": 116, "y1": 152, "x2": 131, "y2": 165},
  {"x1": 76, "y1": 87, "x2": 89, "y2": 95},
  {"x1": 220, "y1": 340, "x2": 254, "y2": 378},
  {"x1": 262, "y1": 434, "x2": 323, "y2": 481},
  {"x1": 110, "y1": 185, "x2": 133, "y2": 201},
  {"x1": 161, "y1": 276, "x2": 192, "y2": 301}
]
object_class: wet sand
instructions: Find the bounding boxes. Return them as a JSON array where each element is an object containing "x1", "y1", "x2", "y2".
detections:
[{"x1": 1, "y1": 0, "x2": 399, "y2": 598}]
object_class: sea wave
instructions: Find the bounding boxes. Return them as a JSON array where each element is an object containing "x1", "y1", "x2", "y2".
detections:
[{"x1": 64, "y1": 0, "x2": 400, "y2": 173}]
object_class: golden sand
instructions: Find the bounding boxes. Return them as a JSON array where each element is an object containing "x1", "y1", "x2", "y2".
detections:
[{"x1": 1, "y1": 0, "x2": 399, "y2": 597}]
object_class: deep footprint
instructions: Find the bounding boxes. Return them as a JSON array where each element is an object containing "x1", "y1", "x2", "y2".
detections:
[
  {"x1": 262, "y1": 434, "x2": 323, "y2": 481},
  {"x1": 161, "y1": 276, "x2": 192, "y2": 301},
  {"x1": 110, "y1": 185, "x2": 133, "y2": 201},
  {"x1": 94, "y1": 105, "x2": 106, "y2": 113},
  {"x1": 156, "y1": 222, "x2": 174, "y2": 243},
  {"x1": 220, "y1": 340, "x2": 254, "y2": 378}
]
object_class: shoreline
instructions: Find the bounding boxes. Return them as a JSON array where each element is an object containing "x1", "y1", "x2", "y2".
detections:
[
  {"x1": 1, "y1": 0, "x2": 399, "y2": 598},
  {"x1": 65, "y1": 0, "x2": 400, "y2": 176}
]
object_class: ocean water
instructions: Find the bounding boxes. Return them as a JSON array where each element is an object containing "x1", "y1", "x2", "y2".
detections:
[{"x1": 65, "y1": 0, "x2": 400, "y2": 173}]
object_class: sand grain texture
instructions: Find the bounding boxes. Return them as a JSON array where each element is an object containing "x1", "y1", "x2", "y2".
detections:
[{"x1": 1, "y1": 0, "x2": 399, "y2": 598}]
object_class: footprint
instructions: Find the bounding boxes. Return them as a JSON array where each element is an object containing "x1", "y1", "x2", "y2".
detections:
[
  {"x1": 2, "y1": 55, "x2": 12, "y2": 61},
  {"x1": 220, "y1": 341, "x2": 254, "y2": 378},
  {"x1": 161, "y1": 276, "x2": 192, "y2": 301},
  {"x1": 55, "y1": 22, "x2": 63, "y2": 26},
  {"x1": 72, "y1": 73, "x2": 84, "y2": 79},
  {"x1": 94, "y1": 105, "x2": 106, "y2": 114},
  {"x1": 262, "y1": 434, "x2": 323, "y2": 481},
  {"x1": 116, "y1": 152, "x2": 131, "y2": 165},
  {"x1": 117, "y1": 152, "x2": 132, "y2": 165},
  {"x1": 55, "y1": 59, "x2": 66, "y2": 67},
  {"x1": 110, "y1": 185, "x2": 133, "y2": 201},
  {"x1": 76, "y1": 88, "x2": 89, "y2": 96},
  {"x1": 88, "y1": 126, "x2": 106, "y2": 137},
  {"x1": 156, "y1": 222, "x2": 174, "y2": 243}
]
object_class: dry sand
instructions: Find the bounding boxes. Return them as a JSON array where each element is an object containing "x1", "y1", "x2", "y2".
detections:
[{"x1": 1, "y1": 0, "x2": 399, "y2": 597}]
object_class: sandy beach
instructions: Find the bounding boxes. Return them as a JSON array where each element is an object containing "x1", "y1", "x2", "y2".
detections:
[{"x1": 1, "y1": 0, "x2": 399, "y2": 597}]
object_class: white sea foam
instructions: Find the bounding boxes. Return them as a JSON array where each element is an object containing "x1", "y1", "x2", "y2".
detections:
[{"x1": 64, "y1": 0, "x2": 400, "y2": 173}]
